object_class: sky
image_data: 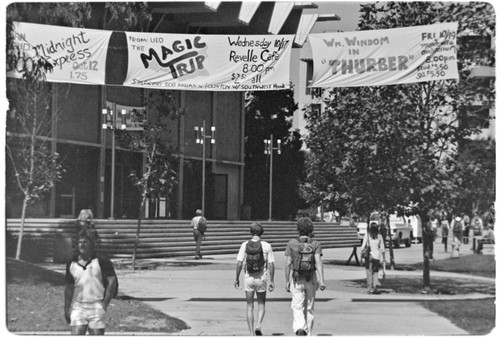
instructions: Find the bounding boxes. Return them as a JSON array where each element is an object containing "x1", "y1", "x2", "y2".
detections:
[{"x1": 306, "y1": 1, "x2": 363, "y2": 33}]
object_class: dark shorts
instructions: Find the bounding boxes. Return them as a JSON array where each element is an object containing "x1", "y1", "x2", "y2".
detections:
[{"x1": 365, "y1": 258, "x2": 380, "y2": 272}]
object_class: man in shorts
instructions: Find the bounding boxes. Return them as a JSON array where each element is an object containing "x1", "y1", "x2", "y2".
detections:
[
  {"x1": 64, "y1": 227, "x2": 118, "y2": 335},
  {"x1": 234, "y1": 223, "x2": 275, "y2": 336}
]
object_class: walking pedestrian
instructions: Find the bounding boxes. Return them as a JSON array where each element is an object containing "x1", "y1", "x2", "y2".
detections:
[
  {"x1": 451, "y1": 215, "x2": 464, "y2": 258},
  {"x1": 191, "y1": 209, "x2": 206, "y2": 259},
  {"x1": 64, "y1": 227, "x2": 118, "y2": 335},
  {"x1": 234, "y1": 223, "x2": 275, "y2": 336},
  {"x1": 462, "y1": 212, "x2": 471, "y2": 244},
  {"x1": 441, "y1": 212, "x2": 450, "y2": 253},
  {"x1": 285, "y1": 217, "x2": 326, "y2": 336},
  {"x1": 470, "y1": 212, "x2": 484, "y2": 251},
  {"x1": 360, "y1": 218, "x2": 386, "y2": 294}
]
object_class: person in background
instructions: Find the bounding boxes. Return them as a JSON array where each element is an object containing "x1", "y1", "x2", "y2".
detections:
[
  {"x1": 476, "y1": 223, "x2": 495, "y2": 254},
  {"x1": 191, "y1": 209, "x2": 206, "y2": 259},
  {"x1": 450, "y1": 214, "x2": 464, "y2": 258},
  {"x1": 74, "y1": 209, "x2": 98, "y2": 257},
  {"x1": 64, "y1": 228, "x2": 118, "y2": 335},
  {"x1": 470, "y1": 212, "x2": 484, "y2": 251},
  {"x1": 234, "y1": 223, "x2": 275, "y2": 336},
  {"x1": 360, "y1": 219, "x2": 386, "y2": 294},
  {"x1": 440, "y1": 212, "x2": 450, "y2": 253},
  {"x1": 427, "y1": 213, "x2": 439, "y2": 258},
  {"x1": 285, "y1": 217, "x2": 325, "y2": 336},
  {"x1": 462, "y1": 212, "x2": 471, "y2": 244}
]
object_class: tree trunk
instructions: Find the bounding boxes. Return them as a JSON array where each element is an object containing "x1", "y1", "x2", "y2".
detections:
[
  {"x1": 132, "y1": 193, "x2": 147, "y2": 271},
  {"x1": 385, "y1": 214, "x2": 396, "y2": 270},
  {"x1": 16, "y1": 93, "x2": 38, "y2": 260},
  {"x1": 15, "y1": 196, "x2": 29, "y2": 260},
  {"x1": 422, "y1": 216, "x2": 431, "y2": 288}
]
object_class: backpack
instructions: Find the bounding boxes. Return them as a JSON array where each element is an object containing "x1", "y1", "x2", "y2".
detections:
[
  {"x1": 294, "y1": 238, "x2": 316, "y2": 275},
  {"x1": 471, "y1": 219, "x2": 482, "y2": 236},
  {"x1": 197, "y1": 217, "x2": 207, "y2": 234},
  {"x1": 245, "y1": 240, "x2": 265, "y2": 273},
  {"x1": 453, "y1": 220, "x2": 463, "y2": 233}
]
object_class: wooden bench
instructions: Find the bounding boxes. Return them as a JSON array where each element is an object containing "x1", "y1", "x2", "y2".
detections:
[{"x1": 482, "y1": 243, "x2": 495, "y2": 255}]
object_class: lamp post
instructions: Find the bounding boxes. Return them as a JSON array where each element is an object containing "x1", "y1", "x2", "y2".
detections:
[
  {"x1": 194, "y1": 121, "x2": 215, "y2": 215},
  {"x1": 264, "y1": 134, "x2": 281, "y2": 222},
  {"x1": 102, "y1": 107, "x2": 127, "y2": 219}
]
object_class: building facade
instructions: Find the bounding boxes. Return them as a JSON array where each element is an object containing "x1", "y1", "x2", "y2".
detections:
[{"x1": 5, "y1": 1, "x2": 337, "y2": 220}]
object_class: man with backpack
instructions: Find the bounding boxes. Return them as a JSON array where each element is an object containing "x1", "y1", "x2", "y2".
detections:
[
  {"x1": 285, "y1": 217, "x2": 326, "y2": 336},
  {"x1": 191, "y1": 209, "x2": 207, "y2": 259},
  {"x1": 234, "y1": 223, "x2": 275, "y2": 336}
]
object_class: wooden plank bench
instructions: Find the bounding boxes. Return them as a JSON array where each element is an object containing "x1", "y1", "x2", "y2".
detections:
[{"x1": 481, "y1": 243, "x2": 495, "y2": 255}]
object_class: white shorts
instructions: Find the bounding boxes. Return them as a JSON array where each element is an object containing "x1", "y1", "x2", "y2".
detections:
[
  {"x1": 244, "y1": 275, "x2": 267, "y2": 292},
  {"x1": 71, "y1": 301, "x2": 106, "y2": 329}
]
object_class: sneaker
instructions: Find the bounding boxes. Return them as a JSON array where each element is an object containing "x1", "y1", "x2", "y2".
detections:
[
  {"x1": 296, "y1": 329, "x2": 307, "y2": 335},
  {"x1": 255, "y1": 329, "x2": 262, "y2": 336}
]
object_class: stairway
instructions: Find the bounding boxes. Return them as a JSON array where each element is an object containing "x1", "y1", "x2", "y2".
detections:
[
  {"x1": 96, "y1": 221, "x2": 361, "y2": 259},
  {"x1": 6, "y1": 219, "x2": 361, "y2": 261}
]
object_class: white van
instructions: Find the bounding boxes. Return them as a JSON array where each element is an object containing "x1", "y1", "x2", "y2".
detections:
[
  {"x1": 388, "y1": 214, "x2": 413, "y2": 247},
  {"x1": 357, "y1": 214, "x2": 413, "y2": 248}
]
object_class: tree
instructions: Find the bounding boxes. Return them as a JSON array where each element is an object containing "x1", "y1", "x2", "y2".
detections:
[
  {"x1": 244, "y1": 87, "x2": 306, "y2": 220},
  {"x1": 5, "y1": 2, "x2": 154, "y2": 260},
  {"x1": 6, "y1": 5, "x2": 66, "y2": 260},
  {"x1": 121, "y1": 91, "x2": 181, "y2": 270},
  {"x1": 302, "y1": 2, "x2": 494, "y2": 289}
]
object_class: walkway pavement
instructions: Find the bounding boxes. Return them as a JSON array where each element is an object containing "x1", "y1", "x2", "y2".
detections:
[{"x1": 110, "y1": 243, "x2": 494, "y2": 336}]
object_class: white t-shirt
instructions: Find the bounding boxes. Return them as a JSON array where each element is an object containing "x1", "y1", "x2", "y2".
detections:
[
  {"x1": 191, "y1": 215, "x2": 202, "y2": 229},
  {"x1": 236, "y1": 239, "x2": 275, "y2": 278},
  {"x1": 68, "y1": 259, "x2": 106, "y2": 303}
]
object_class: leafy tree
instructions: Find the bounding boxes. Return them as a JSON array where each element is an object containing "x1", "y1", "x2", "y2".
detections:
[
  {"x1": 120, "y1": 91, "x2": 181, "y2": 269},
  {"x1": 244, "y1": 87, "x2": 306, "y2": 220},
  {"x1": 303, "y1": 1, "x2": 494, "y2": 289},
  {"x1": 6, "y1": 78, "x2": 64, "y2": 260},
  {"x1": 5, "y1": 2, "x2": 153, "y2": 261},
  {"x1": 6, "y1": 5, "x2": 65, "y2": 260}
]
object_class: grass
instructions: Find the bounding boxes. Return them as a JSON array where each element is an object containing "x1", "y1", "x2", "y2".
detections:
[
  {"x1": 5, "y1": 258, "x2": 189, "y2": 333},
  {"x1": 6, "y1": 253, "x2": 496, "y2": 335},
  {"x1": 345, "y1": 254, "x2": 496, "y2": 335},
  {"x1": 397, "y1": 254, "x2": 496, "y2": 278},
  {"x1": 422, "y1": 299, "x2": 495, "y2": 335}
]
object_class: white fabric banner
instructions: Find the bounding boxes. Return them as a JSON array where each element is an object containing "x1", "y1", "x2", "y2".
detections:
[
  {"x1": 309, "y1": 22, "x2": 459, "y2": 88},
  {"x1": 7, "y1": 22, "x2": 112, "y2": 85},
  {"x1": 124, "y1": 32, "x2": 294, "y2": 91}
]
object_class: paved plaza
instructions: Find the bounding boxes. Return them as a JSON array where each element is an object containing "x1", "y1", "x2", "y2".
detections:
[{"x1": 112, "y1": 243, "x2": 494, "y2": 336}]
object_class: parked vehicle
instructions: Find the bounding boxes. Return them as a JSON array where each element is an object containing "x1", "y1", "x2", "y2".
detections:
[
  {"x1": 388, "y1": 214, "x2": 413, "y2": 248},
  {"x1": 357, "y1": 213, "x2": 412, "y2": 248},
  {"x1": 356, "y1": 221, "x2": 368, "y2": 241}
]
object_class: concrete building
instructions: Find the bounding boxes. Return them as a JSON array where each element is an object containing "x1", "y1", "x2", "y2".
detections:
[{"x1": 5, "y1": 1, "x2": 341, "y2": 220}]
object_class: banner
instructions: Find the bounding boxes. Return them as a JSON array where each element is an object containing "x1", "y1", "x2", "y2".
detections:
[
  {"x1": 124, "y1": 32, "x2": 293, "y2": 91},
  {"x1": 7, "y1": 22, "x2": 112, "y2": 85},
  {"x1": 309, "y1": 22, "x2": 458, "y2": 88}
]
